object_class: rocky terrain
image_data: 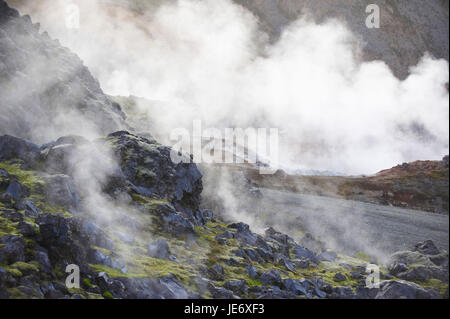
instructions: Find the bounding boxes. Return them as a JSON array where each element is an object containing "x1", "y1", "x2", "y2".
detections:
[
  {"x1": 0, "y1": 0, "x2": 126, "y2": 143},
  {"x1": 0, "y1": 133, "x2": 448, "y2": 299},
  {"x1": 0, "y1": 0, "x2": 448, "y2": 300}
]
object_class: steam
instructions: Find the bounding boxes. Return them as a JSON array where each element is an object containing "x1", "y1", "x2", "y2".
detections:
[
  {"x1": 4, "y1": 0, "x2": 449, "y2": 260},
  {"x1": 8, "y1": 0, "x2": 448, "y2": 175}
]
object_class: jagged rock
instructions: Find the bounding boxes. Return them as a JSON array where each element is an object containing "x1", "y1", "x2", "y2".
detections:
[
  {"x1": 34, "y1": 249, "x2": 52, "y2": 274},
  {"x1": 90, "y1": 249, "x2": 112, "y2": 267},
  {"x1": 5, "y1": 180, "x2": 30, "y2": 202},
  {"x1": 242, "y1": 248, "x2": 263, "y2": 263},
  {"x1": 195, "y1": 209, "x2": 214, "y2": 225},
  {"x1": 147, "y1": 239, "x2": 171, "y2": 260},
  {"x1": 162, "y1": 213, "x2": 195, "y2": 234},
  {"x1": 292, "y1": 244, "x2": 318, "y2": 263},
  {"x1": 223, "y1": 258, "x2": 241, "y2": 267},
  {"x1": 388, "y1": 262, "x2": 408, "y2": 276},
  {"x1": 330, "y1": 286, "x2": 355, "y2": 299},
  {"x1": 259, "y1": 270, "x2": 282, "y2": 287},
  {"x1": 42, "y1": 143, "x2": 77, "y2": 175},
  {"x1": 0, "y1": 135, "x2": 40, "y2": 167},
  {"x1": 0, "y1": 210, "x2": 24, "y2": 222},
  {"x1": 375, "y1": 280, "x2": 441, "y2": 299},
  {"x1": 0, "y1": 2, "x2": 125, "y2": 143},
  {"x1": 355, "y1": 287, "x2": 379, "y2": 299},
  {"x1": 23, "y1": 200, "x2": 42, "y2": 218},
  {"x1": 334, "y1": 273, "x2": 347, "y2": 282},
  {"x1": 210, "y1": 286, "x2": 236, "y2": 299},
  {"x1": 103, "y1": 132, "x2": 202, "y2": 213},
  {"x1": 396, "y1": 266, "x2": 449, "y2": 283},
  {"x1": 293, "y1": 258, "x2": 311, "y2": 269},
  {"x1": 318, "y1": 250, "x2": 338, "y2": 262},
  {"x1": 215, "y1": 231, "x2": 234, "y2": 245},
  {"x1": 388, "y1": 251, "x2": 436, "y2": 268},
  {"x1": 79, "y1": 220, "x2": 115, "y2": 250},
  {"x1": 156, "y1": 276, "x2": 189, "y2": 299},
  {"x1": 413, "y1": 240, "x2": 441, "y2": 256},
  {"x1": 17, "y1": 221, "x2": 36, "y2": 237},
  {"x1": 246, "y1": 264, "x2": 259, "y2": 279},
  {"x1": 0, "y1": 169, "x2": 8, "y2": 178},
  {"x1": 208, "y1": 263, "x2": 225, "y2": 281},
  {"x1": 350, "y1": 270, "x2": 364, "y2": 280},
  {"x1": 256, "y1": 248, "x2": 273, "y2": 262},
  {"x1": 0, "y1": 234, "x2": 26, "y2": 264},
  {"x1": 0, "y1": 193, "x2": 12, "y2": 206},
  {"x1": 229, "y1": 222, "x2": 259, "y2": 246},
  {"x1": 282, "y1": 279, "x2": 307, "y2": 296},
  {"x1": 36, "y1": 213, "x2": 70, "y2": 247},
  {"x1": 41, "y1": 175, "x2": 80, "y2": 210},
  {"x1": 276, "y1": 254, "x2": 296, "y2": 273},
  {"x1": 224, "y1": 280, "x2": 248, "y2": 295},
  {"x1": 430, "y1": 253, "x2": 449, "y2": 268}
]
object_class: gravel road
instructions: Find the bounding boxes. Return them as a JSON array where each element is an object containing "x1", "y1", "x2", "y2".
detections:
[{"x1": 260, "y1": 188, "x2": 449, "y2": 260}]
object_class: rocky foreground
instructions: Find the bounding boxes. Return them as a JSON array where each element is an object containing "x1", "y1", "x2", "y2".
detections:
[{"x1": 0, "y1": 132, "x2": 448, "y2": 299}]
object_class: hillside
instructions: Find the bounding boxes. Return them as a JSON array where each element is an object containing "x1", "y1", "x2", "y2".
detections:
[
  {"x1": 0, "y1": 0, "x2": 127, "y2": 143},
  {"x1": 244, "y1": 156, "x2": 449, "y2": 214},
  {"x1": 0, "y1": 0, "x2": 448, "y2": 300},
  {"x1": 235, "y1": 0, "x2": 449, "y2": 79}
]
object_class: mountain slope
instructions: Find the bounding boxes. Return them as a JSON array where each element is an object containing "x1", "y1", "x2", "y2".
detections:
[
  {"x1": 0, "y1": 0, "x2": 126, "y2": 144},
  {"x1": 0, "y1": 0, "x2": 448, "y2": 300},
  {"x1": 244, "y1": 156, "x2": 449, "y2": 214},
  {"x1": 235, "y1": 0, "x2": 449, "y2": 79}
]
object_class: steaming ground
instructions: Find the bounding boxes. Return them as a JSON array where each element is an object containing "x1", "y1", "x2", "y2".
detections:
[{"x1": 259, "y1": 188, "x2": 449, "y2": 260}]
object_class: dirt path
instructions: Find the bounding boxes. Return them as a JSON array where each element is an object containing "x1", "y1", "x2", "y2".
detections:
[{"x1": 260, "y1": 188, "x2": 449, "y2": 260}]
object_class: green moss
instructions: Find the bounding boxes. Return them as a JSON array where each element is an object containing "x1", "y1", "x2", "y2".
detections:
[
  {"x1": 103, "y1": 291, "x2": 114, "y2": 299},
  {"x1": 0, "y1": 215, "x2": 19, "y2": 237},
  {"x1": 6, "y1": 267, "x2": 23, "y2": 277},
  {"x1": 10, "y1": 261, "x2": 40, "y2": 274},
  {"x1": 83, "y1": 278, "x2": 95, "y2": 288},
  {"x1": 422, "y1": 278, "x2": 448, "y2": 296},
  {"x1": 246, "y1": 279, "x2": 263, "y2": 287},
  {"x1": 355, "y1": 252, "x2": 371, "y2": 262},
  {"x1": 7, "y1": 287, "x2": 28, "y2": 299},
  {"x1": 54, "y1": 264, "x2": 64, "y2": 279},
  {"x1": 0, "y1": 162, "x2": 69, "y2": 215},
  {"x1": 0, "y1": 162, "x2": 45, "y2": 191}
]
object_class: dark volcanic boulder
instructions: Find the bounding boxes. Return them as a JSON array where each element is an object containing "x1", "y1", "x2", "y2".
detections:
[
  {"x1": 413, "y1": 240, "x2": 441, "y2": 256},
  {"x1": 259, "y1": 269, "x2": 282, "y2": 287},
  {"x1": 102, "y1": 131, "x2": 203, "y2": 213},
  {"x1": 41, "y1": 174, "x2": 80, "y2": 210},
  {"x1": 0, "y1": 135, "x2": 40, "y2": 167},
  {"x1": 36, "y1": 213, "x2": 71, "y2": 247},
  {"x1": 147, "y1": 239, "x2": 171, "y2": 260},
  {"x1": 0, "y1": 234, "x2": 26, "y2": 264},
  {"x1": 375, "y1": 280, "x2": 441, "y2": 299}
]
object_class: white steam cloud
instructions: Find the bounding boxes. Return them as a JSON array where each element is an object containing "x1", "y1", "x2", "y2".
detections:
[{"x1": 9, "y1": 0, "x2": 449, "y2": 175}]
